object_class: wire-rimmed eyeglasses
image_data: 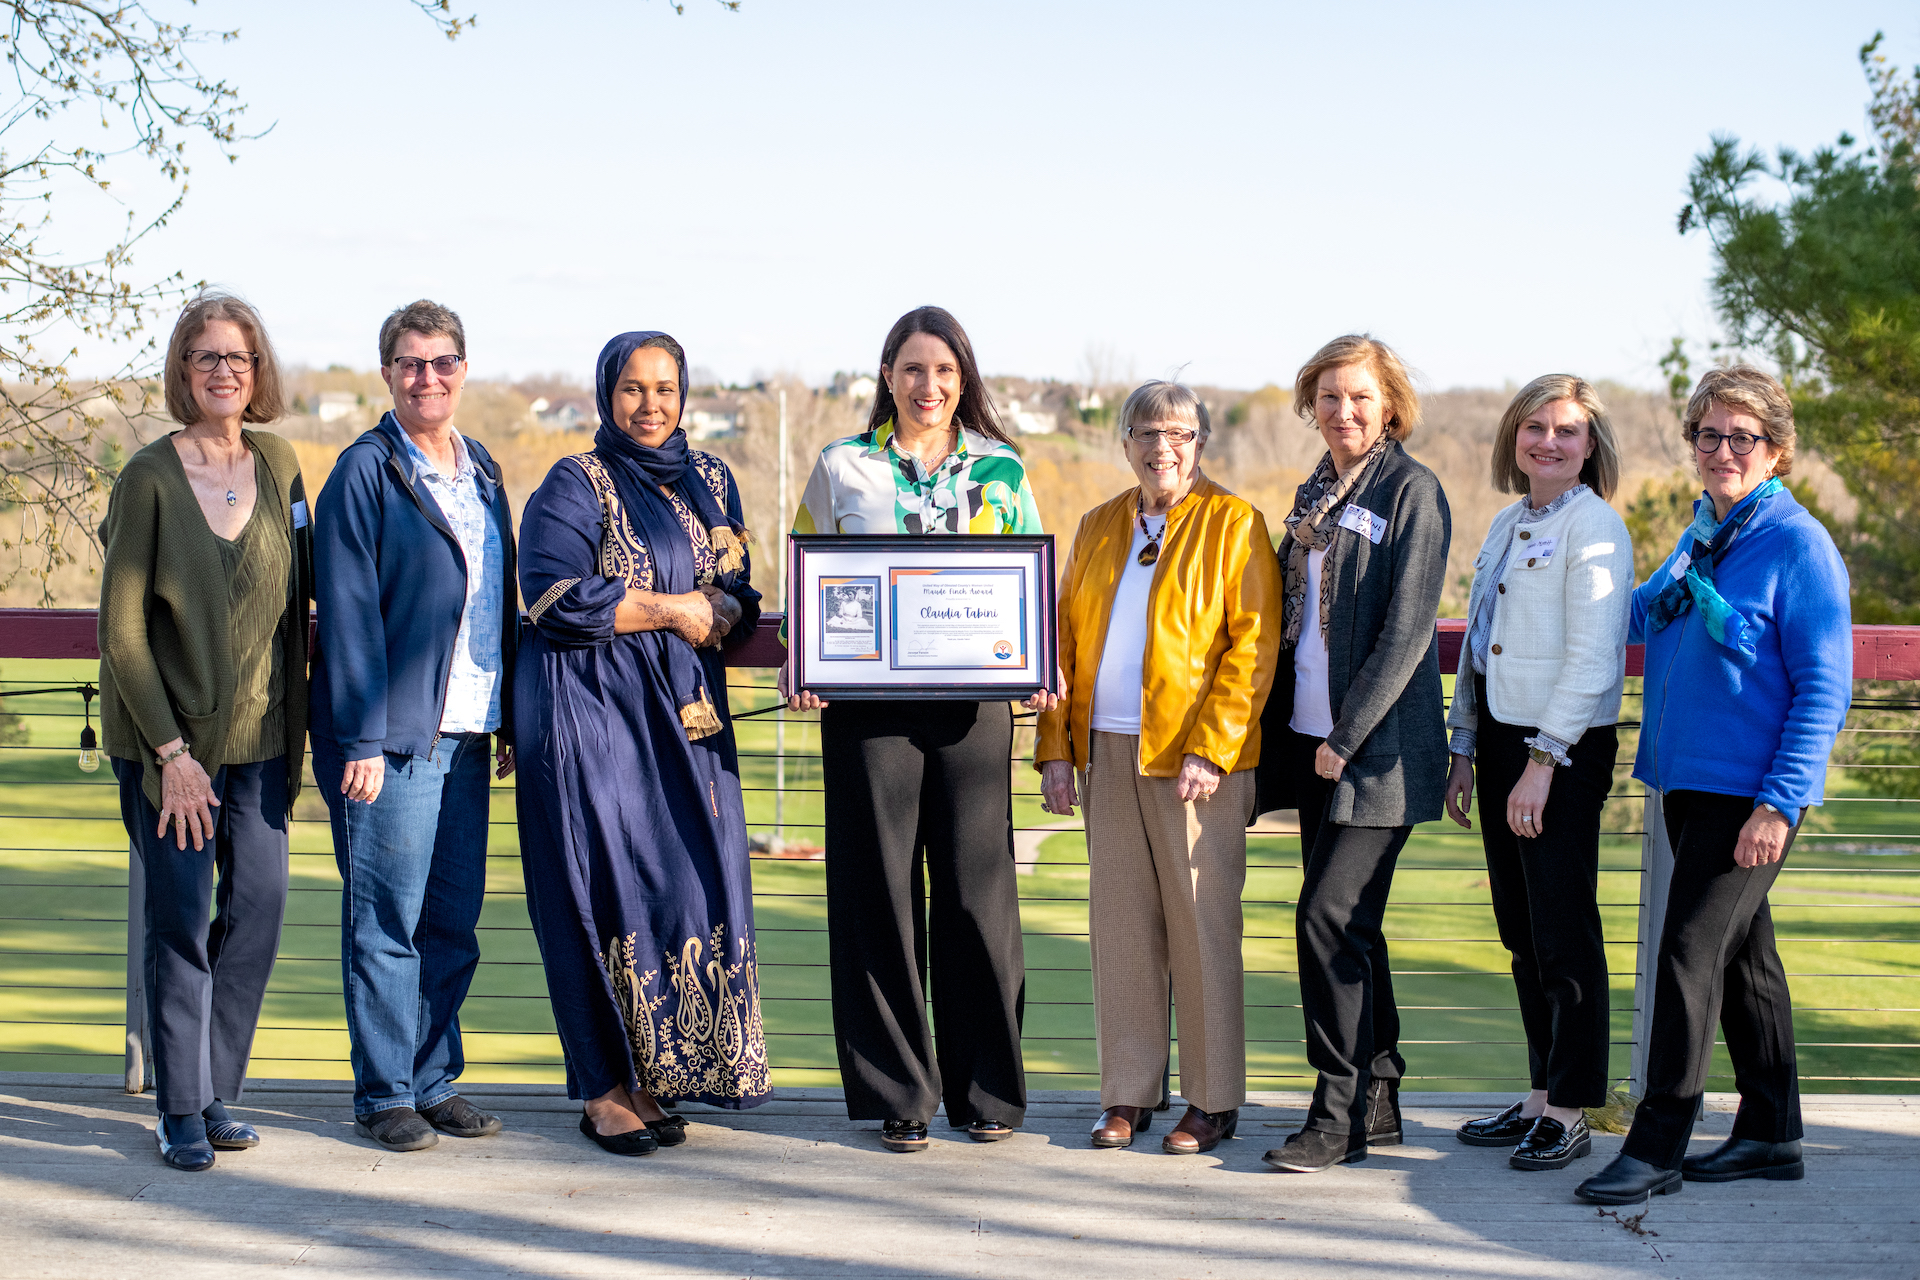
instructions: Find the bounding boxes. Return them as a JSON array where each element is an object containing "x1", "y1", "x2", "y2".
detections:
[
  {"x1": 186, "y1": 350, "x2": 259, "y2": 374},
  {"x1": 1126, "y1": 425, "x2": 1199, "y2": 446},
  {"x1": 390, "y1": 355, "x2": 465, "y2": 378}
]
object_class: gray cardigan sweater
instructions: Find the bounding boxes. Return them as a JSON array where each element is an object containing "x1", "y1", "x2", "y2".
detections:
[{"x1": 1254, "y1": 440, "x2": 1451, "y2": 827}]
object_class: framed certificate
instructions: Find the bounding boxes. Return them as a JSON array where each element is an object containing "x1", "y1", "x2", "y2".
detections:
[{"x1": 788, "y1": 534, "x2": 1056, "y2": 699}]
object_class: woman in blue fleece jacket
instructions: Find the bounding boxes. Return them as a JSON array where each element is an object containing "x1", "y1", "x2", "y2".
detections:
[{"x1": 1577, "y1": 366, "x2": 1851, "y2": 1205}]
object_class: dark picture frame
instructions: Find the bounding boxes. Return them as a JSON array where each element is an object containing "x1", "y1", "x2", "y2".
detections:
[{"x1": 788, "y1": 534, "x2": 1057, "y2": 700}]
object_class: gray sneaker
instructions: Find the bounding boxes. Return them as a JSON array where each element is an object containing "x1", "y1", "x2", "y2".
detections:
[
  {"x1": 354, "y1": 1106, "x2": 439, "y2": 1151},
  {"x1": 419, "y1": 1094, "x2": 503, "y2": 1138}
]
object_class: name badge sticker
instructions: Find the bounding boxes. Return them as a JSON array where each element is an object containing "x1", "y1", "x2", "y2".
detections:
[
  {"x1": 292, "y1": 499, "x2": 310, "y2": 529},
  {"x1": 1525, "y1": 536, "x2": 1556, "y2": 566},
  {"x1": 1669, "y1": 551, "x2": 1692, "y2": 581},
  {"x1": 1337, "y1": 504, "x2": 1387, "y2": 544}
]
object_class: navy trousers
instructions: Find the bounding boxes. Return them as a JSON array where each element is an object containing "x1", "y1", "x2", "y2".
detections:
[{"x1": 115, "y1": 756, "x2": 290, "y2": 1115}]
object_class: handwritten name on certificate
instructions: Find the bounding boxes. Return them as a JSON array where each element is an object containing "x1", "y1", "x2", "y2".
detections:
[{"x1": 889, "y1": 567, "x2": 1029, "y2": 670}]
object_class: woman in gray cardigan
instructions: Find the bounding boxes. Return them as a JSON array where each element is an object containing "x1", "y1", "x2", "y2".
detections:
[
  {"x1": 1255, "y1": 334, "x2": 1451, "y2": 1174},
  {"x1": 1444, "y1": 376, "x2": 1632, "y2": 1173}
]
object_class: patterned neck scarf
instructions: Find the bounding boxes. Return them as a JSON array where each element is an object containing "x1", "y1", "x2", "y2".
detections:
[
  {"x1": 1281, "y1": 437, "x2": 1390, "y2": 646},
  {"x1": 1642, "y1": 475, "x2": 1783, "y2": 662}
]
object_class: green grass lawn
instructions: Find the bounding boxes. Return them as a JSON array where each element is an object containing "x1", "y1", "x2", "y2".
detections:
[{"x1": 3, "y1": 660, "x2": 1914, "y2": 1095}]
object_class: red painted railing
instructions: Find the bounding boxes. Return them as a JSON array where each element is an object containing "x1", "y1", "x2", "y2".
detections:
[{"x1": 6, "y1": 609, "x2": 1917, "y2": 678}]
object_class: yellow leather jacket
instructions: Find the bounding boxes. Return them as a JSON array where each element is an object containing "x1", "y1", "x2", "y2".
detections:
[{"x1": 1036, "y1": 475, "x2": 1283, "y2": 777}]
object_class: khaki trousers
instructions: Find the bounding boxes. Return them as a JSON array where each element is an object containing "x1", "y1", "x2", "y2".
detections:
[{"x1": 1085, "y1": 731, "x2": 1250, "y2": 1113}]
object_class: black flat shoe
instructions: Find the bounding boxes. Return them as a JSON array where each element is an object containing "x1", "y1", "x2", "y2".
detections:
[
  {"x1": 1509, "y1": 1114, "x2": 1592, "y2": 1171},
  {"x1": 1682, "y1": 1136, "x2": 1804, "y2": 1182},
  {"x1": 155, "y1": 1116, "x2": 216, "y2": 1172},
  {"x1": 880, "y1": 1119, "x2": 929, "y2": 1153},
  {"x1": 579, "y1": 1111, "x2": 658, "y2": 1156},
  {"x1": 967, "y1": 1120, "x2": 1015, "y2": 1143},
  {"x1": 201, "y1": 1100, "x2": 258, "y2": 1150},
  {"x1": 1262, "y1": 1127, "x2": 1366, "y2": 1173},
  {"x1": 1457, "y1": 1100, "x2": 1534, "y2": 1147},
  {"x1": 1364, "y1": 1077, "x2": 1402, "y2": 1146},
  {"x1": 645, "y1": 1115, "x2": 689, "y2": 1147},
  {"x1": 1575, "y1": 1153, "x2": 1682, "y2": 1204}
]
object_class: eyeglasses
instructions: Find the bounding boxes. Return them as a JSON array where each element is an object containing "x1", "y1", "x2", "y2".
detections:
[
  {"x1": 1127, "y1": 426, "x2": 1199, "y2": 446},
  {"x1": 1690, "y1": 428, "x2": 1769, "y2": 456},
  {"x1": 186, "y1": 350, "x2": 259, "y2": 374},
  {"x1": 390, "y1": 355, "x2": 465, "y2": 378}
]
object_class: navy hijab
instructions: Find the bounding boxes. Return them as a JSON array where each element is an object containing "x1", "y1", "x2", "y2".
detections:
[{"x1": 591, "y1": 330, "x2": 747, "y2": 737}]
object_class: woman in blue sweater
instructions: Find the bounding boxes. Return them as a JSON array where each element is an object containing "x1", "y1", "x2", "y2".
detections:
[{"x1": 1577, "y1": 366, "x2": 1851, "y2": 1204}]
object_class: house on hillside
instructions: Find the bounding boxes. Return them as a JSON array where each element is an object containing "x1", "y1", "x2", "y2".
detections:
[
  {"x1": 314, "y1": 392, "x2": 361, "y2": 423},
  {"x1": 1003, "y1": 398, "x2": 1058, "y2": 436},
  {"x1": 685, "y1": 390, "x2": 746, "y2": 440},
  {"x1": 530, "y1": 397, "x2": 595, "y2": 431}
]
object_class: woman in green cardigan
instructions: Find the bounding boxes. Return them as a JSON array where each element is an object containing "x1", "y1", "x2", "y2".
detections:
[{"x1": 98, "y1": 291, "x2": 312, "y2": 1172}]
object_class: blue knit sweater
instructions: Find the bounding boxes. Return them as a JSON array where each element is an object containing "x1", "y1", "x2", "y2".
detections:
[{"x1": 1629, "y1": 484, "x2": 1851, "y2": 813}]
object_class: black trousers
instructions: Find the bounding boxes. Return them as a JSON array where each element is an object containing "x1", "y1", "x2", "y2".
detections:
[
  {"x1": 1285, "y1": 729, "x2": 1410, "y2": 1136},
  {"x1": 115, "y1": 756, "x2": 290, "y2": 1116},
  {"x1": 1622, "y1": 789, "x2": 1803, "y2": 1169},
  {"x1": 1472, "y1": 678, "x2": 1616, "y2": 1107},
  {"x1": 820, "y1": 699, "x2": 1027, "y2": 1126}
]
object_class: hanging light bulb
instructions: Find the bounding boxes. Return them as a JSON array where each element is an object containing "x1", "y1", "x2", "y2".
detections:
[{"x1": 77, "y1": 686, "x2": 99, "y2": 773}]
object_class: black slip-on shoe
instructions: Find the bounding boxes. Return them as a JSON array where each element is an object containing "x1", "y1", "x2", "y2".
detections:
[
  {"x1": 880, "y1": 1120, "x2": 929, "y2": 1152},
  {"x1": 1364, "y1": 1077, "x2": 1402, "y2": 1146},
  {"x1": 1262, "y1": 1127, "x2": 1367, "y2": 1172},
  {"x1": 419, "y1": 1094, "x2": 503, "y2": 1139},
  {"x1": 1574, "y1": 1153, "x2": 1682, "y2": 1203},
  {"x1": 1681, "y1": 1137, "x2": 1804, "y2": 1183},
  {"x1": 645, "y1": 1115, "x2": 689, "y2": 1148},
  {"x1": 155, "y1": 1118, "x2": 215, "y2": 1172},
  {"x1": 1509, "y1": 1114, "x2": 1592, "y2": 1171},
  {"x1": 1457, "y1": 1100, "x2": 1534, "y2": 1147},
  {"x1": 579, "y1": 1111, "x2": 658, "y2": 1156},
  {"x1": 967, "y1": 1120, "x2": 1016, "y2": 1143},
  {"x1": 354, "y1": 1106, "x2": 439, "y2": 1152},
  {"x1": 201, "y1": 1101, "x2": 259, "y2": 1150}
]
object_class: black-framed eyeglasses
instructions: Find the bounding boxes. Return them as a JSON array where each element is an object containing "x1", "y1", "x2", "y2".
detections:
[
  {"x1": 1690, "y1": 428, "x2": 1768, "y2": 456},
  {"x1": 390, "y1": 355, "x2": 465, "y2": 378},
  {"x1": 186, "y1": 349, "x2": 259, "y2": 374},
  {"x1": 1127, "y1": 425, "x2": 1199, "y2": 446}
]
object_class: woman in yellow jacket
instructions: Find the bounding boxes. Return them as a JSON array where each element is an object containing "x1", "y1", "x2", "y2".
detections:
[{"x1": 1037, "y1": 380, "x2": 1283, "y2": 1155}]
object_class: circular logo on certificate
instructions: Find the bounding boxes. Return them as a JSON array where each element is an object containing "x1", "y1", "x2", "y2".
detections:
[{"x1": 993, "y1": 641, "x2": 1013, "y2": 660}]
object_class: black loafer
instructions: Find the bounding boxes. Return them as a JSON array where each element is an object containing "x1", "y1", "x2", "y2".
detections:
[
  {"x1": 880, "y1": 1119, "x2": 929, "y2": 1152},
  {"x1": 1575, "y1": 1153, "x2": 1683, "y2": 1203},
  {"x1": 579, "y1": 1111, "x2": 657, "y2": 1156},
  {"x1": 1682, "y1": 1137, "x2": 1804, "y2": 1182},
  {"x1": 967, "y1": 1120, "x2": 1015, "y2": 1143},
  {"x1": 419, "y1": 1094, "x2": 503, "y2": 1138},
  {"x1": 1262, "y1": 1127, "x2": 1367, "y2": 1172},
  {"x1": 201, "y1": 1101, "x2": 258, "y2": 1150},
  {"x1": 155, "y1": 1118, "x2": 215, "y2": 1172},
  {"x1": 1458, "y1": 1100, "x2": 1534, "y2": 1147},
  {"x1": 354, "y1": 1106, "x2": 439, "y2": 1152},
  {"x1": 1509, "y1": 1114, "x2": 1592, "y2": 1171},
  {"x1": 1364, "y1": 1077, "x2": 1402, "y2": 1146},
  {"x1": 645, "y1": 1115, "x2": 689, "y2": 1148}
]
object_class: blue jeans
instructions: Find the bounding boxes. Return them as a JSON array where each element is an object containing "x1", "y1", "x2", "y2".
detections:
[{"x1": 313, "y1": 733, "x2": 490, "y2": 1116}]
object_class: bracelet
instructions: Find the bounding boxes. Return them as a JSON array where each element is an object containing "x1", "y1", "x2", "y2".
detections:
[{"x1": 155, "y1": 742, "x2": 191, "y2": 768}]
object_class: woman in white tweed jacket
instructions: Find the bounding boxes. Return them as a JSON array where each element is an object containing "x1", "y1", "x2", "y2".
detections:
[{"x1": 1443, "y1": 375, "x2": 1633, "y2": 1174}]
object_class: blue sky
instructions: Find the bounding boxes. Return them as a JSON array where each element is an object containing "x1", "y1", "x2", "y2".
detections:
[{"x1": 62, "y1": 0, "x2": 1920, "y2": 391}]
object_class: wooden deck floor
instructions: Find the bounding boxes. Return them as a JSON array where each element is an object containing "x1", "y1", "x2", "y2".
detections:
[{"x1": 1, "y1": 1075, "x2": 1914, "y2": 1279}]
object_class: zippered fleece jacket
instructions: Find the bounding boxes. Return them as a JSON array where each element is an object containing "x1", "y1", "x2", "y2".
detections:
[
  {"x1": 1629, "y1": 484, "x2": 1851, "y2": 814},
  {"x1": 312, "y1": 413, "x2": 518, "y2": 763}
]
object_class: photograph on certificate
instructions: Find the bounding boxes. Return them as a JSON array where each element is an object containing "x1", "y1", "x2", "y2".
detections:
[
  {"x1": 818, "y1": 576, "x2": 881, "y2": 660},
  {"x1": 889, "y1": 566, "x2": 1029, "y2": 670}
]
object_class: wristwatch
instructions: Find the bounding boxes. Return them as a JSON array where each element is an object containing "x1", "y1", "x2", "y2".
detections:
[
  {"x1": 1757, "y1": 801, "x2": 1783, "y2": 817},
  {"x1": 1527, "y1": 746, "x2": 1557, "y2": 768}
]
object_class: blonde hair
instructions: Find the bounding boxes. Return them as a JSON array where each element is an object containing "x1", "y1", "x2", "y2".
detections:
[
  {"x1": 163, "y1": 291, "x2": 285, "y2": 426},
  {"x1": 1117, "y1": 380, "x2": 1211, "y2": 440},
  {"x1": 1683, "y1": 364, "x2": 1797, "y2": 477},
  {"x1": 1492, "y1": 375, "x2": 1621, "y2": 500},
  {"x1": 1292, "y1": 334, "x2": 1421, "y2": 441}
]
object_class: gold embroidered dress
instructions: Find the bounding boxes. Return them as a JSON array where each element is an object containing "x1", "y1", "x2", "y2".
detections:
[{"x1": 513, "y1": 410, "x2": 770, "y2": 1108}]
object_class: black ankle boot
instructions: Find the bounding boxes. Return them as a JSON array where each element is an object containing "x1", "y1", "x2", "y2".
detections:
[
  {"x1": 1575, "y1": 1153, "x2": 1682, "y2": 1203},
  {"x1": 1681, "y1": 1137, "x2": 1804, "y2": 1182},
  {"x1": 1364, "y1": 1077, "x2": 1402, "y2": 1146}
]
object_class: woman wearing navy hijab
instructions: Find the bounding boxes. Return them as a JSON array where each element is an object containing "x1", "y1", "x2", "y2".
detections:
[{"x1": 515, "y1": 331, "x2": 770, "y2": 1155}]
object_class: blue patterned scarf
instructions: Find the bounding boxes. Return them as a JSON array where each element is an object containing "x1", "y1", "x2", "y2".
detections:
[{"x1": 1642, "y1": 476, "x2": 1783, "y2": 662}]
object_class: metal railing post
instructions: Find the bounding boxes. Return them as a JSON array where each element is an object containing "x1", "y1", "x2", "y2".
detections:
[
  {"x1": 124, "y1": 838, "x2": 149, "y2": 1094},
  {"x1": 1629, "y1": 789, "x2": 1674, "y2": 1097}
]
